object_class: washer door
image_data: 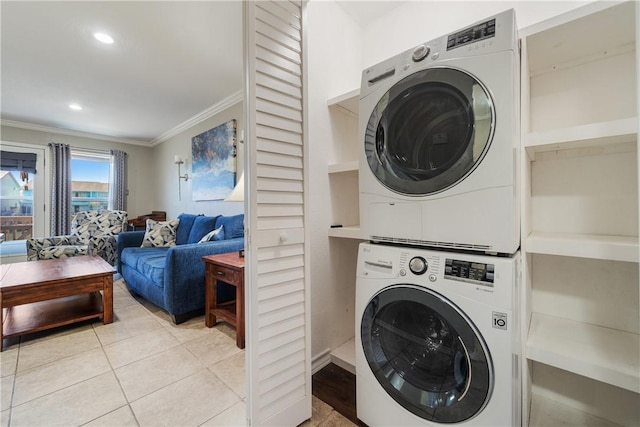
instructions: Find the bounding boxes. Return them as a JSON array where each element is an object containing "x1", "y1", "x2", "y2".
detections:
[
  {"x1": 361, "y1": 285, "x2": 493, "y2": 423},
  {"x1": 365, "y1": 67, "x2": 494, "y2": 195}
]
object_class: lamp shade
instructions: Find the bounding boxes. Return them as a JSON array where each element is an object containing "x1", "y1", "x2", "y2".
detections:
[{"x1": 225, "y1": 171, "x2": 245, "y2": 202}]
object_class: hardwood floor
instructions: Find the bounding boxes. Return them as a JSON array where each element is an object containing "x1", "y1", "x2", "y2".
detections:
[{"x1": 312, "y1": 363, "x2": 366, "y2": 426}]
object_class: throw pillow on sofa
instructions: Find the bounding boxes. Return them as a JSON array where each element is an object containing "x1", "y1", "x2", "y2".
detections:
[
  {"x1": 141, "y1": 219, "x2": 180, "y2": 247},
  {"x1": 215, "y1": 214, "x2": 244, "y2": 239},
  {"x1": 198, "y1": 225, "x2": 224, "y2": 243},
  {"x1": 188, "y1": 215, "x2": 220, "y2": 243}
]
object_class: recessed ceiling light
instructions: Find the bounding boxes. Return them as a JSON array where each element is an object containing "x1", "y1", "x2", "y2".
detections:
[
  {"x1": 93, "y1": 32, "x2": 114, "y2": 44},
  {"x1": 69, "y1": 103, "x2": 83, "y2": 111}
]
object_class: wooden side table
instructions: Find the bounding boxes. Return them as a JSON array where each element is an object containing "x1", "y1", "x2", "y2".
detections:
[{"x1": 202, "y1": 252, "x2": 245, "y2": 349}]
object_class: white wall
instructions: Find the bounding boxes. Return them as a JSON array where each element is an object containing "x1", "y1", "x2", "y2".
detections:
[
  {"x1": 0, "y1": 124, "x2": 155, "y2": 219},
  {"x1": 152, "y1": 101, "x2": 245, "y2": 220},
  {"x1": 307, "y1": 0, "x2": 364, "y2": 362}
]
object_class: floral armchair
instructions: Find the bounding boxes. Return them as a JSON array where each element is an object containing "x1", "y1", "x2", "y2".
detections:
[{"x1": 26, "y1": 210, "x2": 128, "y2": 266}]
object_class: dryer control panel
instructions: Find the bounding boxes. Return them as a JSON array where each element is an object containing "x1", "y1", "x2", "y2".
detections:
[{"x1": 447, "y1": 18, "x2": 496, "y2": 50}]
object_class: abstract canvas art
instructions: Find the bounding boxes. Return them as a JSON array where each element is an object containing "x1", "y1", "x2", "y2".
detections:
[{"x1": 191, "y1": 119, "x2": 237, "y2": 201}]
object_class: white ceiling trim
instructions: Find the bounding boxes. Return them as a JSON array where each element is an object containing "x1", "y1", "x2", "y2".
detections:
[
  {"x1": 0, "y1": 119, "x2": 153, "y2": 147},
  {"x1": 1, "y1": 89, "x2": 245, "y2": 148},
  {"x1": 150, "y1": 90, "x2": 244, "y2": 147}
]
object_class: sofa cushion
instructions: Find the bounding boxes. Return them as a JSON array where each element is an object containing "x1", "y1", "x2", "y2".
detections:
[
  {"x1": 188, "y1": 215, "x2": 220, "y2": 244},
  {"x1": 121, "y1": 247, "x2": 170, "y2": 286},
  {"x1": 141, "y1": 219, "x2": 179, "y2": 247},
  {"x1": 176, "y1": 213, "x2": 200, "y2": 245},
  {"x1": 215, "y1": 214, "x2": 244, "y2": 240},
  {"x1": 198, "y1": 225, "x2": 224, "y2": 243}
]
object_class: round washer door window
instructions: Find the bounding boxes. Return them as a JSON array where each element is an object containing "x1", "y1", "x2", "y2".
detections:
[
  {"x1": 365, "y1": 67, "x2": 494, "y2": 195},
  {"x1": 361, "y1": 285, "x2": 493, "y2": 423}
]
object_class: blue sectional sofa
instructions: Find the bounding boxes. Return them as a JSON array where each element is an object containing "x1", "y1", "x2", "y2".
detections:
[{"x1": 117, "y1": 213, "x2": 244, "y2": 323}]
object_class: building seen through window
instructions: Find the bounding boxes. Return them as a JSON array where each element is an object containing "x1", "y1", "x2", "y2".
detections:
[{"x1": 71, "y1": 154, "x2": 110, "y2": 213}]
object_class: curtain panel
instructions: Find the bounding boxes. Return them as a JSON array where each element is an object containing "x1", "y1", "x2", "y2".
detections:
[
  {"x1": 49, "y1": 143, "x2": 72, "y2": 235},
  {"x1": 110, "y1": 149, "x2": 127, "y2": 211}
]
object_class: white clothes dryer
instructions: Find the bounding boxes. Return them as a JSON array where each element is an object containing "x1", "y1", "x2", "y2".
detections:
[
  {"x1": 356, "y1": 242, "x2": 521, "y2": 426},
  {"x1": 359, "y1": 10, "x2": 519, "y2": 255}
]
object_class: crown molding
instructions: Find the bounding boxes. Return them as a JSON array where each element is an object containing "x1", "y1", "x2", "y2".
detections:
[
  {"x1": 1, "y1": 89, "x2": 244, "y2": 148},
  {"x1": 150, "y1": 90, "x2": 244, "y2": 146},
  {"x1": 0, "y1": 119, "x2": 153, "y2": 147}
]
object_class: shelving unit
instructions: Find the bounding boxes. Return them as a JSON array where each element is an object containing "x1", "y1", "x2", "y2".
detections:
[
  {"x1": 520, "y1": 2, "x2": 639, "y2": 425},
  {"x1": 325, "y1": 88, "x2": 363, "y2": 369},
  {"x1": 327, "y1": 89, "x2": 362, "y2": 240}
]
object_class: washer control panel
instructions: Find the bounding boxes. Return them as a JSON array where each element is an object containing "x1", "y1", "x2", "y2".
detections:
[{"x1": 445, "y1": 258, "x2": 494, "y2": 286}]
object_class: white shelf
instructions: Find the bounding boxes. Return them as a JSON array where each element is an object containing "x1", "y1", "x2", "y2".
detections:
[
  {"x1": 524, "y1": 1, "x2": 636, "y2": 75},
  {"x1": 529, "y1": 393, "x2": 623, "y2": 427},
  {"x1": 330, "y1": 337, "x2": 355, "y2": 375},
  {"x1": 525, "y1": 117, "x2": 638, "y2": 155},
  {"x1": 327, "y1": 88, "x2": 359, "y2": 116},
  {"x1": 527, "y1": 313, "x2": 640, "y2": 393},
  {"x1": 328, "y1": 161, "x2": 358, "y2": 174},
  {"x1": 526, "y1": 232, "x2": 639, "y2": 263},
  {"x1": 328, "y1": 225, "x2": 362, "y2": 240}
]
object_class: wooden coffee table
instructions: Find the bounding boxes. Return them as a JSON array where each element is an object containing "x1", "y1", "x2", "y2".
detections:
[{"x1": 0, "y1": 256, "x2": 115, "y2": 351}]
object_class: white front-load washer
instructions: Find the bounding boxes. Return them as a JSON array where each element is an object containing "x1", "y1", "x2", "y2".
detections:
[
  {"x1": 356, "y1": 242, "x2": 521, "y2": 426},
  {"x1": 359, "y1": 10, "x2": 519, "y2": 255}
]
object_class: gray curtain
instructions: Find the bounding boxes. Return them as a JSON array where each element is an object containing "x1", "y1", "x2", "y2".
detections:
[
  {"x1": 50, "y1": 143, "x2": 71, "y2": 235},
  {"x1": 110, "y1": 149, "x2": 127, "y2": 211}
]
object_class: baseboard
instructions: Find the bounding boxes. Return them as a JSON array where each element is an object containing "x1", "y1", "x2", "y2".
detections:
[{"x1": 311, "y1": 348, "x2": 332, "y2": 374}]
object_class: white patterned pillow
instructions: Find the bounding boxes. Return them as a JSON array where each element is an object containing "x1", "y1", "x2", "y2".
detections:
[
  {"x1": 198, "y1": 226, "x2": 224, "y2": 243},
  {"x1": 141, "y1": 219, "x2": 180, "y2": 248}
]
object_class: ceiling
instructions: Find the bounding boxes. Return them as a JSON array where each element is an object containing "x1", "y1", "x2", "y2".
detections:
[
  {"x1": 1, "y1": 1, "x2": 243, "y2": 146},
  {"x1": 336, "y1": 0, "x2": 406, "y2": 27}
]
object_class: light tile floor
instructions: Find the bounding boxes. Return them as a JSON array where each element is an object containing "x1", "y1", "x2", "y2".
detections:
[{"x1": 0, "y1": 279, "x2": 354, "y2": 427}]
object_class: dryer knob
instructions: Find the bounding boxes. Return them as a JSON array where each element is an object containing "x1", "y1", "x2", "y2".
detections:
[
  {"x1": 412, "y1": 45, "x2": 430, "y2": 62},
  {"x1": 409, "y1": 257, "x2": 428, "y2": 275}
]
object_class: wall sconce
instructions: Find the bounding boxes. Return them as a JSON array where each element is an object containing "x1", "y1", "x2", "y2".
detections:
[{"x1": 174, "y1": 155, "x2": 190, "y2": 200}]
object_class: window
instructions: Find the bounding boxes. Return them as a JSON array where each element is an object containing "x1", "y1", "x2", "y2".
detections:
[
  {"x1": 71, "y1": 152, "x2": 110, "y2": 213},
  {"x1": 0, "y1": 143, "x2": 46, "y2": 248}
]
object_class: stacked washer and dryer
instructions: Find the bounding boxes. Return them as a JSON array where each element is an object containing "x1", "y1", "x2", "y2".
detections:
[{"x1": 355, "y1": 10, "x2": 521, "y2": 427}]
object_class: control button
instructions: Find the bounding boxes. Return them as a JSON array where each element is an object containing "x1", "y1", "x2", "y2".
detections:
[
  {"x1": 412, "y1": 45, "x2": 430, "y2": 62},
  {"x1": 487, "y1": 264, "x2": 495, "y2": 273},
  {"x1": 429, "y1": 274, "x2": 437, "y2": 282},
  {"x1": 399, "y1": 269, "x2": 406, "y2": 277},
  {"x1": 486, "y1": 272, "x2": 495, "y2": 282},
  {"x1": 432, "y1": 52, "x2": 439, "y2": 60},
  {"x1": 445, "y1": 266, "x2": 452, "y2": 275},
  {"x1": 409, "y1": 257, "x2": 428, "y2": 275},
  {"x1": 402, "y1": 64, "x2": 410, "y2": 71}
]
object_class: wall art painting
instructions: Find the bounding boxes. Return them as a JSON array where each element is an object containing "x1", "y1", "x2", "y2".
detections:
[{"x1": 191, "y1": 119, "x2": 237, "y2": 201}]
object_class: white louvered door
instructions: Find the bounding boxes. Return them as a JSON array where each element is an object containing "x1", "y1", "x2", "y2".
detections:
[{"x1": 244, "y1": 1, "x2": 311, "y2": 425}]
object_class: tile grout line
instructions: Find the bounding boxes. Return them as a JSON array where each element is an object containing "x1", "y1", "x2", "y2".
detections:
[{"x1": 98, "y1": 328, "x2": 141, "y2": 427}]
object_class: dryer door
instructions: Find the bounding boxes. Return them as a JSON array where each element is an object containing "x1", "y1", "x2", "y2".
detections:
[
  {"x1": 361, "y1": 285, "x2": 493, "y2": 423},
  {"x1": 365, "y1": 67, "x2": 494, "y2": 195}
]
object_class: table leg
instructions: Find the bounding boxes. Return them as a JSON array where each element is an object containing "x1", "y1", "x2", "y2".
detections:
[
  {"x1": 205, "y1": 270, "x2": 217, "y2": 328},
  {"x1": 237, "y1": 279, "x2": 245, "y2": 349},
  {"x1": 103, "y1": 276, "x2": 113, "y2": 324}
]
